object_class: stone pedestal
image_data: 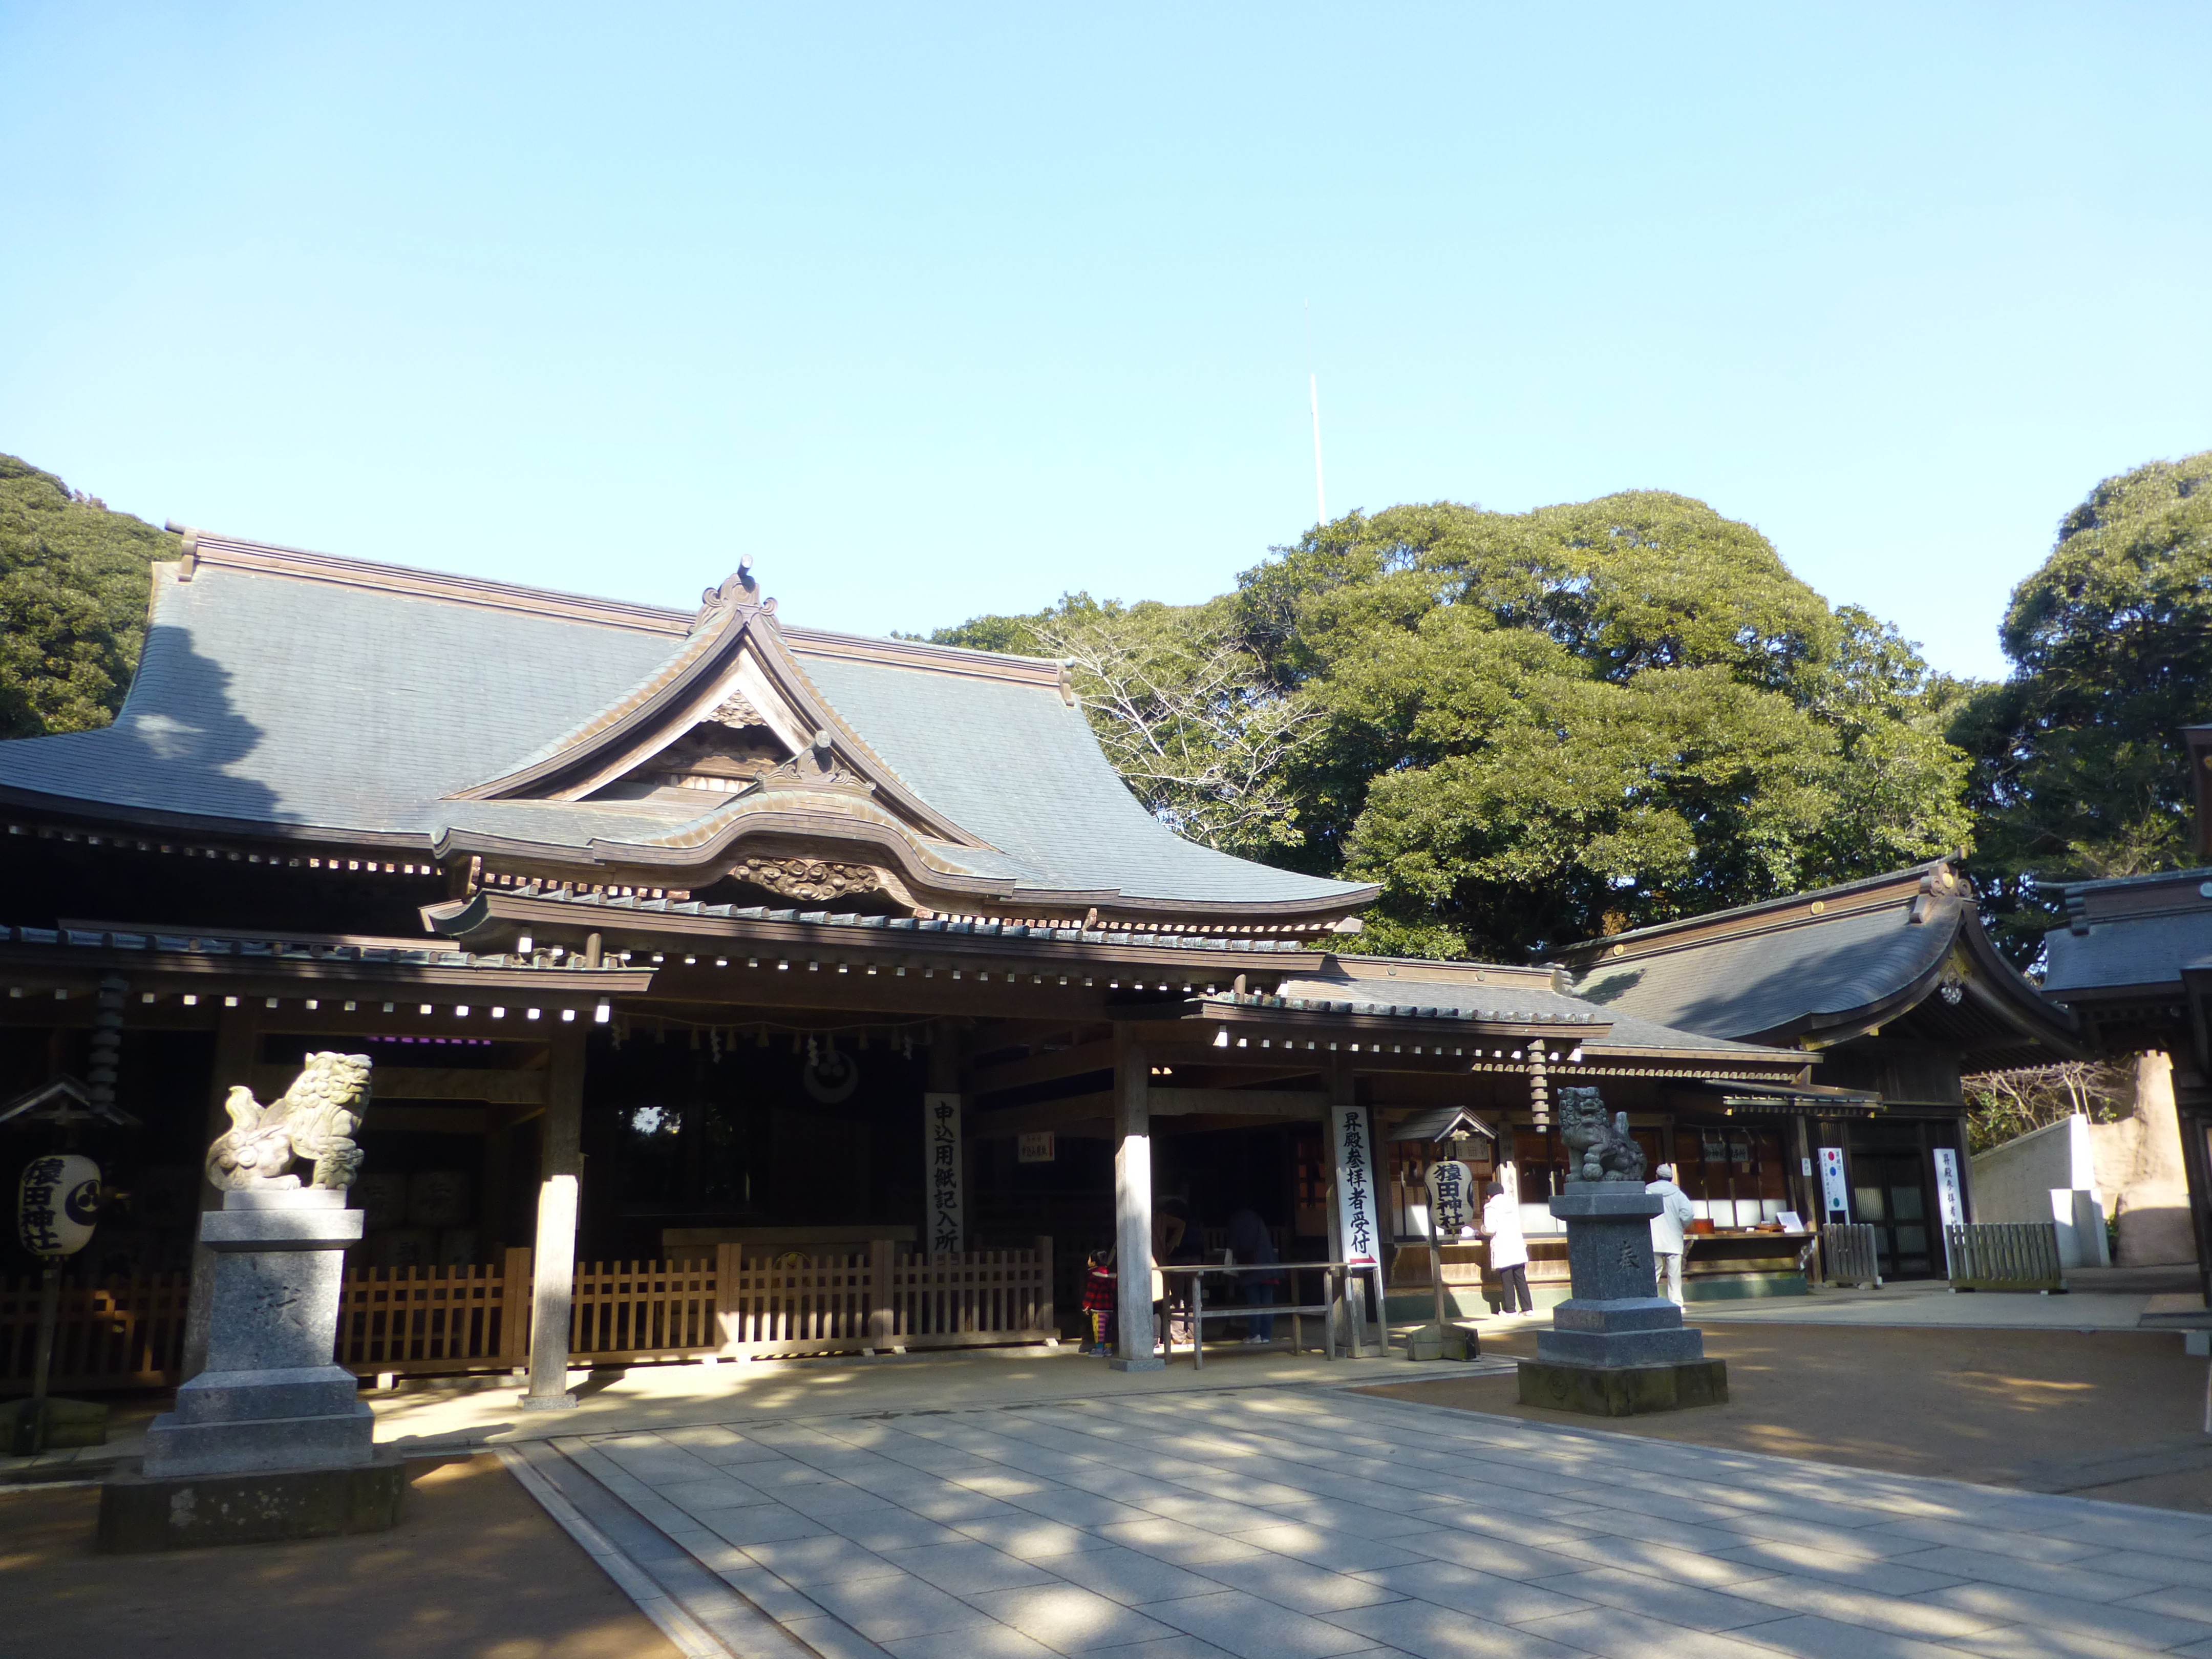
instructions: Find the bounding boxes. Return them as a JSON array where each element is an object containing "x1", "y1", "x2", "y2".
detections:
[
  {"x1": 1516, "y1": 1183, "x2": 1727, "y2": 1416},
  {"x1": 103, "y1": 1189, "x2": 399, "y2": 1550}
]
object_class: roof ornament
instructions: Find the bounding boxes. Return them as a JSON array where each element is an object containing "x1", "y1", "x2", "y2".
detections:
[{"x1": 693, "y1": 558, "x2": 773, "y2": 631}]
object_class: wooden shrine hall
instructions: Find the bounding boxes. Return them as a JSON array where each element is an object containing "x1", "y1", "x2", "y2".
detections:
[{"x1": 0, "y1": 534, "x2": 1824, "y2": 1396}]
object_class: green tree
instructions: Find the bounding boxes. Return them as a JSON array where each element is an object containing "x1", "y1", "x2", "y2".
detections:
[
  {"x1": 1953, "y1": 449, "x2": 2212, "y2": 961},
  {"x1": 924, "y1": 593, "x2": 1321, "y2": 859},
  {"x1": 0, "y1": 455, "x2": 175, "y2": 739},
  {"x1": 1239, "y1": 495, "x2": 1972, "y2": 958}
]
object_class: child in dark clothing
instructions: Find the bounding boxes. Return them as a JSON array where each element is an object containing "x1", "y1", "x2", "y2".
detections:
[{"x1": 1080, "y1": 1249, "x2": 1115, "y2": 1355}]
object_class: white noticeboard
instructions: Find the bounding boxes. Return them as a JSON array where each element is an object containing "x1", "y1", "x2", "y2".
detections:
[
  {"x1": 926, "y1": 1092, "x2": 963, "y2": 1254},
  {"x1": 1017, "y1": 1131, "x2": 1056, "y2": 1164},
  {"x1": 1818, "y1": 1146, "x2": 1849, "y2": 1220},
  {"x1": 1331, "y1": 1105, "x2": 1385, "y2": 1269}
]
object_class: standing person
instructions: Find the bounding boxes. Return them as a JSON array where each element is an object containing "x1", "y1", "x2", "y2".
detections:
[
  {"x1": 1482, "y1": 1180, "x2": 1533, "y2": 1315},
  {"x1": 1225, "y1": 1205, "x2": 1281, "y2": 1345},
  {"x1": 1647, "y1": 1163, "x2": 1696, "y2": 1305},
  {"x1": 1080, "y1": 1249, "x2": 1115, "y2": 1355}
]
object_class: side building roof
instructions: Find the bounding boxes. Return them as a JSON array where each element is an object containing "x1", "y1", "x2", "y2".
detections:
[
  {"x1": 1551, "y1": 859, "x2": 2081, "y2": 1069},
  {"x1": 0, "y1": 534, "x2": 1372, "y2": 925}
]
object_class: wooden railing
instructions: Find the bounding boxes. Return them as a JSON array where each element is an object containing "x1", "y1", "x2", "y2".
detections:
[
  {"x1": 1945, "y1": 1222, "x2": 2066, "y2": 1292},
  {"x1": 2, "y1": 1236, "x2": 1056, "y2": 1391}
]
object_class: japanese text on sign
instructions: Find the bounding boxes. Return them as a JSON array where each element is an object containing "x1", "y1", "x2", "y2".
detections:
[
  {"x1": 1332, "y1": 1105, "x2": 1384, "y2": 1268},
  {"x1": 1818, "y1": 1146, "x2": 1849, "y2": 1219},
  {"x1": 1424, "y1": 1159, "x2": 1474, "y2": 1238},
  {"x1": 925, "y1": 1092, "x2": 963, "y2": 1255}
]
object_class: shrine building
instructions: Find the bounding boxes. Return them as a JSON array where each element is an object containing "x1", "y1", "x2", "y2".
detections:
[{"x1": 2, "y1": 534, "x2": 1944, "y2": 1393}]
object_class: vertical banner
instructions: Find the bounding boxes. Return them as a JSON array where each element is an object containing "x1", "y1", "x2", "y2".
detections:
[
  {"x1": 925, "y1": 1092, "x2": 963, "y2": 1254},
  {"x1": 1931, "y1": 1147, "x2": 1965, "y2": 1275},
  {"x1": 1817, "y1": 1146, "x2": 1849, "y2": 1220},
  {"x1": 1331, "y1": 1105, "x2": 1383, "y2": 1269}
]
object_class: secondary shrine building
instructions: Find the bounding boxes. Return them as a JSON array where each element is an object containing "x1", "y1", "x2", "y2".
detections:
[{"x1": 0, "y1": 535, "x2": 2053, "y2": 1392}]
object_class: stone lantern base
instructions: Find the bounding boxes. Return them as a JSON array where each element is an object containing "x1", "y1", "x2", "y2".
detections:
[{"x1": 1513, "y1": 1183, "x2": 1729, "y2": 1418}]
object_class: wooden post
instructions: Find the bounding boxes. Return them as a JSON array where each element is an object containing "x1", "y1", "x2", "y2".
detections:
[
  {"x1": 1110, "y1": 1025, "x2": 1162, "y2": 1371},
  {"x1": 868, "y1": 1238, "x2": 897, "y2": 1348},
  {"x1": 501, "y1": 1247, "x2": 533, "y2": 1368},
  {"x1": 180, "y1": 1005, "x2": 258, "y2": 1381},
  {"x1": 1034, "y1": 1233, "x2": 1054, "y2": 1337},
  {"x1": 523, "y1": 1025, "x2": 586, "y2": 1408}
]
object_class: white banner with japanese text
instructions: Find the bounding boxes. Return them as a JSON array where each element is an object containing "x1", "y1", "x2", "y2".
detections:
[{"x1": 1332, "y1": 1105, "x2": 1384, "y2": 1269}]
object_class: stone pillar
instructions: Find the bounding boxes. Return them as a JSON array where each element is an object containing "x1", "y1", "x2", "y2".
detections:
[
  {"x1": 180, "y1": 1006, "x2": 259, "y2": 1381},
  {"x1": 1110, "y1": 1025, "x2": 1162, "y2": 1372},
  {"x1": 1518, "y1": 1182, "x2": 1726, "y2": 1416},
  {"x1": 524, "y1": 1025, "x2": 585, "y2": 1409},
  {"x1": 144, "y1": 1190, "x2": 373, "y2": 1476}
]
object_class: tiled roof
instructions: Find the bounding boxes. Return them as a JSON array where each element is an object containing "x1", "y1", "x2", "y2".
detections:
[
  {"x1": 0, "y1": 545, "x2": 1368, "y2": 913},
  {"x1": 2042, "y1": 868, "x2": 2212, "y2": 996},
  {"x1": 1266, "y1": 972, "x2": 1788, "y2": 1052}
]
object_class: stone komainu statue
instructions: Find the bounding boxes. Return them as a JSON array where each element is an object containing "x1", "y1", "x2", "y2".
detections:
[
  {"x1": 1556, "y1": 1085, "x2": 1647, "y2": 1183},
  {"x1": 205, "y1": 1051, "x2": 374, "y2": 1191}
]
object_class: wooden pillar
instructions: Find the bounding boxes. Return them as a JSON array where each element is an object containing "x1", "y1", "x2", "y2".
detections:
[
  {"x1": 523, "y1": 1024, "x2": 586, "y2": 1409},
  {"x1": 180, "y1": 1005, "x2": 258, "y2": 1381},
  {"x1": 1109, "y1": 1024, "x2": 1162, "y2": 1371}
]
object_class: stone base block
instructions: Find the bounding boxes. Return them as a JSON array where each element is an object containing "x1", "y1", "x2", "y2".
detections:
[
  {"x1": 1107, "y1": 1355, "x2": 1166, "y2": 1372},
  {"x1": 0, "y1": 1396, "x2": 110, "y2": 1456},
  {"x1": 1404, "y1": 1323, "x2": 1480, "y2": 1361},
  {"x1": 98, "y1": 1450, "x2": 407, "y2": 1552},
  {"x1": 143, "y1": 1401, "x2": 375, "y2": 1477},
  {"x1": 1517, "y1": 1357, "x2": 1729, "y2": 1417}
]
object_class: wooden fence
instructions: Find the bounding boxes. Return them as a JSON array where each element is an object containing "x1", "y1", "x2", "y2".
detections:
[
  {"x1": 1816, "y1": 1224, "x2": 1882, "y2": 1288},
  {"x1": 1945, "y1": 1222, "x2": 2066, "y2": 1292},
  {"x1": 2, "y1": 1236, "x2": 1055, "y2": 1391}
]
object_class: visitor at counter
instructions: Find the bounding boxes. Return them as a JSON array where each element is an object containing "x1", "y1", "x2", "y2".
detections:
[
  {"x1": 1482, "y1": 1180, "x2": 1533, "y2": 1314},
  {"x1": 1225, "y1": 1205, "x2": 1281, "y2": 1345},
  {"x1": 1647, "y1": 1163, "x2": 1696, "y2": 1306}
]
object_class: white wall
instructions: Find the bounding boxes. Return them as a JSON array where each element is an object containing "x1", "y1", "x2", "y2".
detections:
[{"x1": 1970, "y1": 1114, "x2": 2109, "y2": 1267}]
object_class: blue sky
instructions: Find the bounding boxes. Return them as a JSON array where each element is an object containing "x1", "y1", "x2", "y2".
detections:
[{"x1": 3, "y1": 4, "x2": 2205, "y2": 681}]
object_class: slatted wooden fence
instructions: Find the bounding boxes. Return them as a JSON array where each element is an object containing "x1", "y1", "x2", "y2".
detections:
[
  {"x1": 3, "y1": 1236, "x2": 1056, "y2": 1390},
  {"x1": 0, "y1": 1271, "x2": 190, "y2": 1392},
  {"x1": 1817, "y1": 1223, "x2": 1882, "y2": 1288},
  {"x1": 1945, "y1": 1222, "x2": 2066, "y2": 1291}
]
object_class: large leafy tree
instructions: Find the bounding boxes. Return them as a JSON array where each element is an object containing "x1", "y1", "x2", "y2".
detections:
[
  {"x1": 1953, "y1": 449, "x2": 2212, "y2": 961},
  {"x1": 0, "y1": 454, "x2": 174, "y2": 739},
  {"x1": 1237, "y1": 495, "x2": 1972, "y2": 958},
  {"x1": 930, "y1": 491, "x2": 1972, "y2": 960}
]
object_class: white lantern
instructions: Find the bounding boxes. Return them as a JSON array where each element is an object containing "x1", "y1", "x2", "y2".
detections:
[{"x1": 18, "y1": 1153, "x2": 101, "y2": 1258}]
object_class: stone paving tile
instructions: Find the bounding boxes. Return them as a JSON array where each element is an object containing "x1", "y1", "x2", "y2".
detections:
[
  {"x1": 1136, "y1": 1587, "x2": 1384, "y2": 1659},
  {"x1": 805, "y1": 1572, "x2": 1001, "y2": 1642},
  {"x1": 1043, "y1": 1543, "x2": 1227, "y2": 1606},
  {"x1": 711, "y1": 1561, "x2": 830, "y2": 1623},
  {"x1": 655, "y1": 1475, "x2": 781, "y2": 1513},
  {"x1": 1553, "y1": 1508, "x2": 1780, "y2": 1557},
  {"x1": 1708, "y1": 1610, "x2": 1965, "y2": 1659},
  {"x1": 952, "y1": 1512, "x2": 1118, "y2": 1559},
  {"x1": 1318, "y1": 1595, "x2": 1600, "y2": 1657},
  {"x1": 1522, "y1": 1565, "x2": 1777, "y2": 1631},
  {"x1": 1184, "y1": 1551, "x2": 1408, "y2": 1615},
  {"x1": 743, "y1": 1533, "x2": 908, "y2": 1587},
  {"x1": 1082, "y1": 1635, "x2": 1241, "y2": 1659},
  {"x1": 697, "y1": 1501, "x2": 832, "y2": 1546},
  {"x1": 2117, "y1": 1584, "x2": 2212, "y2": 1625},
  {"x1": 782, "y1": 1614, "x2": 895, "y2": 1659},
  {"x1": 966, "y1": 1583, "x2": 1185, "y2": 1651},
  {"x1": 1513, "y1": 1605, "x2": 1794, "y2": 1659},
  {"x1": 1706, "y1": 1540, "x2": 1968, "y2": 1596},
  {"x1": 1387, "y1": 1528, "x2": 1594, "y2": 1581},
  {"x1": 1002, "y1": 1487, "x2": 1159, "y2": 1529},
  {"x1": 1854, "y1": 1517, "x2": 2110, "y2": 1563},
  {"x1": 1878, "y1": 1546, "x2": 2145, "y2": 1603},
  {"x1": 2077, "y1": 1548, "x2": 2212, "y2": 1593},
  {"x1": 882, "y1": 1539, "x2": 1058, "y2": 1595},
  {"x1": 1529, "y1": 1530, "x2": 1781, "y2": 1586},
  {"x1": 1258, "y1": 1496, "x2": 1448, "y2": 1540},
  {"x1": 1710, "y1": 1572, "x2": 2008, "y2": 1640},
  {"x1": 1947, "y1": 1627, "x2": 2199, "y2": 1659},
  {"x1": 1703, "y1": 1513, "x2": 1930, "y2": 1559},
  {"x1": 883, "y1": 1626, "x2": 1059, "y2": 1659},
  {"x1": 1095, "y1": 1517, "x2": 1268, "y2": 1566},
  {"x1": 825, "y1": 1509, "x2": 971, "y2": 1554},
  {"x1": 1917, "y1": 1582, "x2": 2212, "y2": 1650},
  {"x1": 1229, "y1": 1520, "x2": 1428, "y2": 1571},
  {"x1": 1354, "y1": 1559, "x2": 1596, "y2": 1626}
]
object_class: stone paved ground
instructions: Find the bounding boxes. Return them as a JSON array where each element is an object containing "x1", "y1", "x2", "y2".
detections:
[{"x1": 523, "y1": 1382, "x2": 2212, "y2": 1659}]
